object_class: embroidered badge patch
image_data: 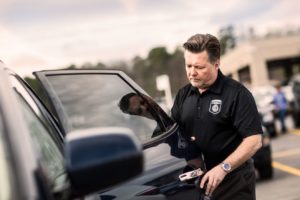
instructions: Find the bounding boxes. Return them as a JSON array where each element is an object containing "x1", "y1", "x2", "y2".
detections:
[{"x1": 209, "y1": 99, "x2": 222, "y2": 114}]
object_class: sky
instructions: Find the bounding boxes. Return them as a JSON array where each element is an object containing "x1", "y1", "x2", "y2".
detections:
[{"x1": 0, "y1": 0, "x2": 300, "y2": 77}]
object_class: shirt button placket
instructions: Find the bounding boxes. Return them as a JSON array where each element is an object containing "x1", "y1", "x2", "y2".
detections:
[{"x1": 197, "y1": 98, "x2": 201, "y2": 118}]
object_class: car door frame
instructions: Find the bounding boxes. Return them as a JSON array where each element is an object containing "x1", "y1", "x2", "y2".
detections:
[{"x1": 34, "y1": 69, "x2": 179, "y2": 148}]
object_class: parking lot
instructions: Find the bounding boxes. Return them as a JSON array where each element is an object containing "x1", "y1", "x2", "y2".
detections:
[{"x1": 256, "y1": 126, "x2": 300, "y2": 200}]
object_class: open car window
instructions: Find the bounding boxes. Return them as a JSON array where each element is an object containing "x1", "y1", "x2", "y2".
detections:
[{"x1": 34, "y1": 70, "x2": 174, "y2": 144}]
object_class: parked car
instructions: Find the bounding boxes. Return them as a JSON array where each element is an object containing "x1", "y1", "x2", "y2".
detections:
[
  {"x1": 251, "y1": 86, "x2": 277, "y2": 138},
  {"x1": 249, "y1": 87, "x2": 274, "y2": 179},
  {"x1": 253, "y1": 126, "x2": 273, "y2": 180},
  {"x1": 251, "y1": 84, "x2": 295, "y2": 135},
  {"x1": 0, "y1": 63, "x2": 143, "y2": 199},
  {"x1": 290, "y1": 74, "x2": 300, "y2": 127},
  {"x1": 32, "y1": 69, "x2": 202, "y2": 200},
  {"x1": 1, "y1": 65, "x2": 200, "y2": 200}
]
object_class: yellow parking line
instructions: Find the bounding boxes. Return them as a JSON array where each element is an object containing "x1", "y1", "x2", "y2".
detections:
[
  {"x1": 273, "y1": 148, "x2": 300, "y2": 158},
  {"x1": 272, "y1": 161, "x2": 300, "y2": 177},
  {"x1": 290, "y1": 129, "x2": 300, "y2": 136}
]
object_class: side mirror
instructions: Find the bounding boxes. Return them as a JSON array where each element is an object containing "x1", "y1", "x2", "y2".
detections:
[{"x1": 65, "y1": 127, "x2": 143, "y2": 198}]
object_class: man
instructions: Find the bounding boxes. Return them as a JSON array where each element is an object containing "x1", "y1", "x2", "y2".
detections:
[
  {"x1": 273, "y1": 84, "x2": 288, "y2": 134},
  {"x1": 171, "y1": 33, "x2": 262, "y2": 200}
]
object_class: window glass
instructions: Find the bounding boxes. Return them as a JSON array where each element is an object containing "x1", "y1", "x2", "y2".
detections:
[
  {"x1": 0, "y1": 114, "x2": 13, "y2": 199},
  {"x1": 16, "y1": 94, "x2": 67, "y2": 193},
  {"x1": 46, "y1": 74, "x2": 173, "y2": 142},
  {"x1": 238, "y1": 66, "x2": 251, "y2": 85}
]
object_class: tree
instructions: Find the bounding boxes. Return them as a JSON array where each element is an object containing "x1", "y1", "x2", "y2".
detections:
[
  {"x1": 218, "y1": 25, "x2": 236, "y2": 55},
  {"x1": 165, "y1": 47, "x2": 187, "y2": 95},
  {"x1": 66, "y1": 64, "x2": 77, "y2": 69},
  {"x1": 130, "y1": 46, "x2": 186, "y2": 97},
  {"x1": 131, "y1": 47, "x2": 171, "y2": 95}
]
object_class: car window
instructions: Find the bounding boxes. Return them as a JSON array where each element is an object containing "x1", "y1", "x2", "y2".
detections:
[
  {"x1": 44, "y1": 74, "x2": 173, "y2": 143},
  {"x1": 15, "y1": 93, "x2": 67, "y2": 194},
  {"x1": 0, "y1": 114, "x2": 13, "y2": 200}
]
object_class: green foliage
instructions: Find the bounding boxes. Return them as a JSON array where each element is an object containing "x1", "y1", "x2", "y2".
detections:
[
  {"x1": 131, "y1": 46, "x2": 188, "y2": 96},
  {"x1": 66, "y1": 64, "x2": 77, "y2": 69},
  {"x1": 218, "y1": 25, "x2": 236, "y2": 55}
]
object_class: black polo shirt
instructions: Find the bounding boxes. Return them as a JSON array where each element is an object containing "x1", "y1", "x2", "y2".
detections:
[{"x1": 171, "y1": 70, "x2": 263, "y2": 170}]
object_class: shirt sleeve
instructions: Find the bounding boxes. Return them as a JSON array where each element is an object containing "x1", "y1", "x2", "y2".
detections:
[{"x1": 232, "y1": 86, "x2": 263, "y2": 138}]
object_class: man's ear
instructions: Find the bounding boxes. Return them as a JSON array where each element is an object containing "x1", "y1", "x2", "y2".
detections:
[{"x1": 215, "y1": 60, "x2": 220, "y2": 69}]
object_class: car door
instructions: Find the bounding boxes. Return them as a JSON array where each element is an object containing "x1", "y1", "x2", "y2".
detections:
[{"x1": 34, "y1": 70, "x2": 199, "y2": 200}]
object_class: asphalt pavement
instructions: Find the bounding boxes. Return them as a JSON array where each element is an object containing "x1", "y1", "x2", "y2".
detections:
[{"x1": 256, "y1": 116, "x2": 300, "y2": 200}]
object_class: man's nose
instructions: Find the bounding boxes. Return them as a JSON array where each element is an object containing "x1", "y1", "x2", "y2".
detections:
[{"x1": 190, "y1": 67, "x2": 197, "y2": 75}]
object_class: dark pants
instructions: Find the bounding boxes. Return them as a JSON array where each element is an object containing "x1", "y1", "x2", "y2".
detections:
[
  {"x1": 278, "y1": 109, "x2": 287, "y2": 133},
  {"x1": 210, "y1": 160, "x2": 256, "y2": 200}
]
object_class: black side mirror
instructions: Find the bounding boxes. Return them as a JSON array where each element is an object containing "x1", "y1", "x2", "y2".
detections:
[{"x1": 65, "y1": 127, "x2": 143, "y2": 198}]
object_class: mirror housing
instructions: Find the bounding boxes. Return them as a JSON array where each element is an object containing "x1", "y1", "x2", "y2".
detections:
[{"x1": 65, "y1": 127, "x2": 143, "y2": 198}]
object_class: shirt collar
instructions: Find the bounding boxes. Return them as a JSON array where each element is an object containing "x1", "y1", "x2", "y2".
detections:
[
  {"x1": 207, "y1": 70, "x2": 225, "y2": 94},
  {"x1": 188, "y1": 70, "x2": 225, "y2": 96}
]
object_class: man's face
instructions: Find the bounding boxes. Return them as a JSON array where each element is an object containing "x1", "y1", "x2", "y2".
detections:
[
  {"x1": 184, "y1": 50, "x2": 219, "y2": 90},
  {"x1": 127, "y1": 95, "x2": 153, "y2": 119}
]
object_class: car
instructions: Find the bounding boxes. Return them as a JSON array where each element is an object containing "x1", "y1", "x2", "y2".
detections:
[
  {"x1": 251, "y1": 84, "x2": 295, "y2": 136},
  {"x1": 0, "y1": 62, "x2": 143, "y2": 199},
  {"x1": 249, "y1": 87, "x2": 274, "y2": 179},
  {"x1": 253, "y1": 127, "x2": 273, "y2": 180},
  {"x1": 2, "y1": 65, "x2": 201, "y2": 200},
  {"x1": 290, "y1": 74, "x2": 300, "y2": 127},
  {"x1": 251, "y1": 86, "x2": 277, "y2": 138},
  {"x1": 32, "y1": 69, "x2": 201, "y2": 200}
]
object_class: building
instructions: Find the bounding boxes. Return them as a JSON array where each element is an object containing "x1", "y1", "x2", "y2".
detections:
[{"x1": 221, "y1": 34, "x2": 300, "y2": 87}]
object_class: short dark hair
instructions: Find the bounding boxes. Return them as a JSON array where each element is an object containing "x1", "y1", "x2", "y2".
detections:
[
  {"x1": 183, "y1": 33, "x2": 220, "y2": 63},
  {"x1": 118, "y1": 93, "x2": 137, "y2": 113}
]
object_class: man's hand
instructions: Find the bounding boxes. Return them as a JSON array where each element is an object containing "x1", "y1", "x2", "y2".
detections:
[{"x1": 200, "y1": 165, "x2": 227, "y2": 196}]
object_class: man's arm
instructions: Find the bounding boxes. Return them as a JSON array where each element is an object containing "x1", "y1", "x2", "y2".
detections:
[
  {"x1": 222, "y1": 134, "x2": 262, "y2": 171},
  {"x1": 200, "y1": 134, "x2": 262, "y2": 196}
]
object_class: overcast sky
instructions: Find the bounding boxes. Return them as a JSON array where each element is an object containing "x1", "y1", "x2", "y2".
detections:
[{"x1": 1, "y1": 0, "x2": 300, "y2": 76}]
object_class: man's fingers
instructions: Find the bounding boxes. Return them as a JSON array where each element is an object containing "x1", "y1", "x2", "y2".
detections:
[
  {"x1": 209, "y1": 178, "x2": 222, "y2": 196},
  {"x1": 210, "y1": 178, "x2": 221, "y2": 196},
  {"x1": 200, "y1": 174, "x2": 208, "y2": 188},
  {"x1": 205, "y1": 178, "x2": 214, "y2": 195}
]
